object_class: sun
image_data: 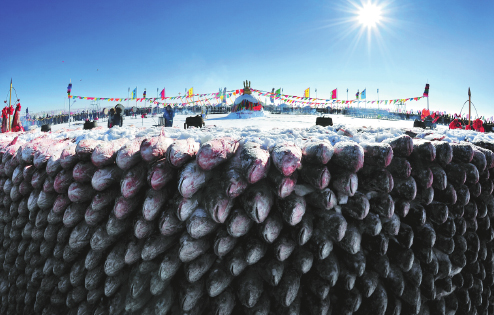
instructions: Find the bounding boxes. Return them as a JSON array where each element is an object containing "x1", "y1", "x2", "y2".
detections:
[{"x1": 358, "y1": 3, "x2": 382, "y2": 28}]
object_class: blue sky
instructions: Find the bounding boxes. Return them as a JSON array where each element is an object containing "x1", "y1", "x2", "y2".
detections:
[{"x1": 1, "y1": 0, "x2": 493, "y2": 116}]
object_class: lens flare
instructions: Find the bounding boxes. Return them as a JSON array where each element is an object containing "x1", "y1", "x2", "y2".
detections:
[{"x1": 358, "y1": 3, "x2": 382, "y2": 28}]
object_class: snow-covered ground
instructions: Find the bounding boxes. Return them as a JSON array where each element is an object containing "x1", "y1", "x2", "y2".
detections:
[{"x1": 8, "y1": 113, "x2": 494, "y2": 149}]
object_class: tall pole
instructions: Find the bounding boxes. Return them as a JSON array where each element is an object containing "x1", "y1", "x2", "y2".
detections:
[
  {"x1": 68, "y1": 80, "x2": 72, "y2": 127},
  {"x1": 468, "y1": 87, "x2": 471, "y2": 126},
  {"x1": 377, "y1": 88, "x2": 379, "y2": 111},
  {"x1": 8, "y1": 79, "x2": 12, "y2": 131},
  {"x1": 427, "y1": 80, "x2": 428, "y2": 110},
  {"x1": 346, "y1": 89, "x2": 348, "y2": 101}
]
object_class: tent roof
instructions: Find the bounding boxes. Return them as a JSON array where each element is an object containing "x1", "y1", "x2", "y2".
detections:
[{"x1": 234, "y1": 94, "x2": 260, "y2": 105}]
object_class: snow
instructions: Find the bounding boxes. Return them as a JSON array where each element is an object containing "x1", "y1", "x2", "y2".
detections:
[
  {"x1": 6, "y1": 113, "x2": 494, "y2": 151},
  {"x1": 225, "y1": 109, "x2": 266, "y2": 119}
]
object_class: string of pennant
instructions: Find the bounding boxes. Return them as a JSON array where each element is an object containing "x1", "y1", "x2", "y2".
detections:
[{"x1": 67, "y1": 88, "x2": 425, "y2": 107}]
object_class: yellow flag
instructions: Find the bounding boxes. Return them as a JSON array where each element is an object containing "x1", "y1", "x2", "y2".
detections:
[
  {"x1": 304, "y1": 88, "x2": 310, "y2": 98},
  {"x1": 188, "y1": 88, "x2": 193, "y2": 97}
]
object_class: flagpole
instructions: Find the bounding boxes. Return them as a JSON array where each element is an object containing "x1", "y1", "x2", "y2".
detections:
[
  {"x1": 8, "y1": 79, "x2": 12, "y2": 131},
  {"x1": 468, "y1": 87, "x2": 471, "y2": 127},
  {"x1": 377, "y1": 88, "x2": 379, "y2": 111},
  {"x1": 427, "y1": 80, "x2": 429, "y2": 111}
]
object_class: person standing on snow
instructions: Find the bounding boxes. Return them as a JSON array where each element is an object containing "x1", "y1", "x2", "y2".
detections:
[
  {"x1": 112, "y1": 107, "x2": 123, "y2": 127},
  {"x1": 163, "y1": 105, "x2": 175, "y2": 127}
]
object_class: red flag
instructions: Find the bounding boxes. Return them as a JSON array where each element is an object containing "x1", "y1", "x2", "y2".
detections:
[
  {"x1": 331, "y1": 89, "x2": 337, "y2": 99},
  {"x1": 160, "y1": 88, "x2": 165, "y2": 99}
]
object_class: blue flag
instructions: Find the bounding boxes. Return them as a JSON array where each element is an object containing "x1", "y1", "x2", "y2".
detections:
[
  {"x1": 132, "y1": 88, "x2": 137, "y2": 99},
  {"x1": 361, "y1": 89, "x2": 366, "y2": 99}
]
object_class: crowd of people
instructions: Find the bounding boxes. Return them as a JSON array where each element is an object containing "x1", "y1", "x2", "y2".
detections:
[{"x1": 2, "y1": 103, "x2": 492, "y2": 133}]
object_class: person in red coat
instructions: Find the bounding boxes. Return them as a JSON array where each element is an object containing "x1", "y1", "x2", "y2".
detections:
[
  {"x1": 11, "y1": 103, "x2": 24, "y2": 132},
  {"x1": 1, "y1": 108, "x2": 8, "y2": 133}
]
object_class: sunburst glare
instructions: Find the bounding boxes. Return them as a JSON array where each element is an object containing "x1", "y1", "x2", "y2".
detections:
[{"x1": 358, "y1": 3, "x2": 382, "y2": 28}]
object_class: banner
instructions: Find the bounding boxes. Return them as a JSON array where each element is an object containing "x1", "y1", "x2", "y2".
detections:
[
  {"x1": 331, "y1": 89, "x2": 337, "y2": 100},
  {"x1": 188, "y1": 87, "x2": 193, "y2": 97},
  {"x1": 67, "y1": 87, "x2": 425, "y2": 109},
  {"x1": 423, "y1": 84, "x2": 430, "y2": 97},
  {"x1": 361, "y1": 89, "x2": 366, "y2": 99},
  {"x1": 304, "y1": 88, "x2": 310, "y2": 98},
  {"x1": 160, "y1": 88, "x2": 165, "y2": 99},
  {"x1": 356, "y1": 90, "x2": 359, "y2": 100}
]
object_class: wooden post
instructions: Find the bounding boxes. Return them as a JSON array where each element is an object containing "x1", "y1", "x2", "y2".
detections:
[{"x1": 468, "y1": 87, "x2": 471, "y2": 126}]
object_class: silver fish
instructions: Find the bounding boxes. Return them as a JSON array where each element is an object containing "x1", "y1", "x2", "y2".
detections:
[
  {"x1": 116, "y1": 137, "x2": 144, "y2": 171},
  {"x1": 147, "y1": 159, "x2": 176, "y2": 191},
  {"x1": 142, "y1": 188, "x2": 168, "y2": 221},
  {"x1": 178, "y1": 232, "x2": 210, "y2": 263},
  {"x1": 67, "y1": 182, "x2": 95, "y2": 203},
  {"x1": 159, "y1": 207, "x2": 185, "y2": 237},
  {"x1": 302, "y1": 140, "x2": 334, "y2": 165},
  {"x1": 140, "y1": 135, "x2": 174, "y2": 164},
  {"x1": 271, "y1": 142, "x2": 302, "y2": 177},
  {"x1": 226, "y1": 208, "x2": 253, "y2": 238},
  {"x1": 53, "y1": 169, "x2": 73, "y2": 194},
  {"x1": 76, "y1": 139, "x2": 104, "y2": 161},
  {"x1": 120, "y1": 163, "x2": 147, "y2": 198},
  {"x1": 134, "y1": 216, "x2": 156, "y2": 239},
  {"x1": 141, "y1": 234, "x2": 177, "y2": 261},
  {"x1": 186, "y1": 208, "x2": 218, "y2": 239},
  {"x1": 166, "y1": 138, "x2": 200, "y2": 168},
  {"x1": 196, "y1": 137, "x2": 239, "y2": 171},
  {"x1": 72, "y1": 161, "x2": 98, "y2": 183},
  {"x1": 178, "y1": 161, "x2": 211, "y2": 198},
  {"x1": 91, "y1": 138, "x2": 128, "y2": 168},
  {"x1": 42, "y1": 175, "x2": 55, "y2": 193},
  {"x1": 68, "y1": 221, "x2": 93, "y2": 250},
  {"x1": 104, "y1": 241, "x2": 127, "y2": 277},
  {"x1": 91, "y1": 165, "x2": 123, "y2": 192},
  {"x1": 59, "y1": 144, "x2": 79, "y2": 170},
  {"x1": 241, "y1": 180, "x2": 274, "y2": 224},
  {"x1": 62, "y1": 202, "x2": 88, "y2": 228},
  {"x1": 184, "y1": 251, "x2": 216, "y2": 283},
  {"x1": 159, "y1": 245, "x2": 181, "y2": 281}
]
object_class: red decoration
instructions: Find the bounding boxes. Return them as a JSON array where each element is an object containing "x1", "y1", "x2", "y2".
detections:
[
  {"x1": 473, "y1": 119, "x2": 484, "y2": 132},
  {"x1": 11, "y1": 103, "x2": 24, "y2": 132},
  {"x1": 449, "y1": 119, "x2": 462, "y2": 130}
]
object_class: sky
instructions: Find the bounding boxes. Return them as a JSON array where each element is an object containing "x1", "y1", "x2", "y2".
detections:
[{"x1": 1, "y1": 0, "x2": 493, "y2": 117}]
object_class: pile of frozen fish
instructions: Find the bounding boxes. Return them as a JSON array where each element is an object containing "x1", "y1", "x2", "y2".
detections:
[{"x1": 0, "y1": 132, "x2": 493, "y2": 315}]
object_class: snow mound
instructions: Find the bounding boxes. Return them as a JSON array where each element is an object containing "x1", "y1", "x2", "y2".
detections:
[{"x1": 225, "y1": 110, "x2": 266, "y2": 119}]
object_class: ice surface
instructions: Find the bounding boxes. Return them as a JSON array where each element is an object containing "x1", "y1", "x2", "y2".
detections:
[{"x1": 9, "y1": 113, "x2": 494, "y2": 150}]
